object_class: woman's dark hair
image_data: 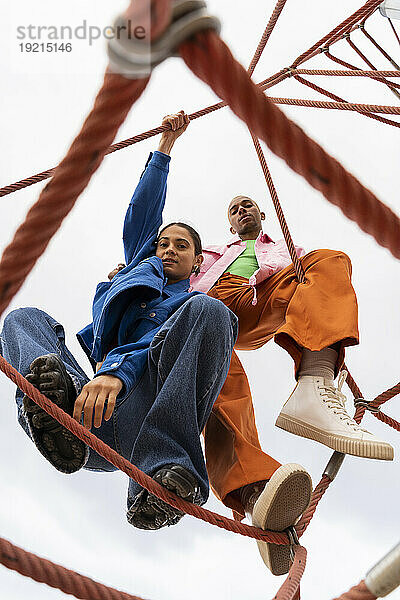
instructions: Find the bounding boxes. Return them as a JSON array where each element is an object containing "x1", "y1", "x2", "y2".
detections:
[{"x1": 157, "y1": 222, "x2": 202, "y2": 255}]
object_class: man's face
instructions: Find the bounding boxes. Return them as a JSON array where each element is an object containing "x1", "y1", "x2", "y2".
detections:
[
  {"x1": 155, "y1": 225, "x2": 203, "y2": 283},
  {"x1": 228, "y1": 196, "x2": 264, "y2": 238}
]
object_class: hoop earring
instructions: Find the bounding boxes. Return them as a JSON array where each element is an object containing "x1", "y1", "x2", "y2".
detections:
[{"x1": 192, "y1": 265, "x2": 200, "y2": 276}]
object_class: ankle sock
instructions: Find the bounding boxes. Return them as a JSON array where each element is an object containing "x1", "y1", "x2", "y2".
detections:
[{"x1": 298, "y1": 347, "x2": 338, "y2": 380}]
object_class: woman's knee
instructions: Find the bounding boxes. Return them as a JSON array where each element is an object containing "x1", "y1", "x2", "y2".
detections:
[
  {"x1": 186, "y1": 295, "x2": 237, "y2": 329},
  {"x1": 3, "y1": 307, "x2": 41, "y2": 329}
]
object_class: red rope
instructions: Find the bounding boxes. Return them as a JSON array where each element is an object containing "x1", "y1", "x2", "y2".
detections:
[
  {"x1": 0, "y1": 536, "x2": 148, "y2": 600},
  {"x1": 388, "y1": 18, "x2": 400, "y2": 48},
  {"x1": 0, "y1": 74, "x2": 149, "y2": 319},
  {"x1": 247, "y1": 0, "x2": 289, "y2": 76},
  {"x1": 0, "y1": 355, "x2": 289, "y2": 546},
  {"x1": 293, "y1": 73, "x2": 400, "y2": 127},
  {"x1": 268, "y1": 95, "x2": 400, "y2": 116},
  {"x1": 292, "y1": 69, "x2": 400, "y2": 77},
  {"x1": 273, "y1": 546, "x2": 307, "y2": 600},
  {"x1": 332, "y1": 580, "x2": 376, "y2": 600},
  {"x1": 292, "y1": 0, "x2": 381, "y2": 67},
  {"x1": 344, "y1": 36, "x2": 400, "y2": 98},
  {"x1": 0, "y1": 73, "x2": 289, "y2": 199},
  {"x1": 360, "y1": 23, "x2": 400, "y2": 70},
  {"x1": 251, "y1": 134, "x2": 306, "y2": 283},
  {"x1": 371, "y1": 381, "x2": 400, "y2": 408},
  {"x1": 180, "y1": 30, "x2": 400, "y2": 260},
  {"x1": 295, "y1": 476, "x2": 332, "y2": 536},
  {"x1": 374, "y1": 410, "x2": 400, "y2": 432},
  {"x1": 325, "y1": 49, "x2": 400, "y2": 96}
]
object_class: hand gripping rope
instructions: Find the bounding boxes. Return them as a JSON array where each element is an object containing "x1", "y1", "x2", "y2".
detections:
[{"x1": 0, "y1": 1, "x2": 399, "y2": 600}]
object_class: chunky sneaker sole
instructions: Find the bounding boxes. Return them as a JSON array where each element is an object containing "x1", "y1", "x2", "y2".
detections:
[
  {"x1": 127, "y1": 465, "x2": 200, "y2": 530},
  {"x1": 23, "y1": 354, "x2": 87, "y2": 473},
  {"x1": 252, "y1": 464, "x2": 312, "y2": 576},
  {"x1": 275, "y1": 414, "x2": 394, "y2": 461}
]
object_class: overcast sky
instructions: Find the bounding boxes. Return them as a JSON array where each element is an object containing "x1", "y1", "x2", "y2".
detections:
[{"x1": 1, "y1": 1, "x2": 399, "y2": 599}]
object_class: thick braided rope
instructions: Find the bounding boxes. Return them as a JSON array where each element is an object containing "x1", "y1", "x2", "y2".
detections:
[
  {"x1": 273, "y1": 546, "x2": 307, "y2": 600},
  {"x1": 0, "y1": 536, "x2": 147, "y2": 600},
  {"x1": 292, "y1": 0, "x2": 381, "y2": 67},
  {"x1": 293, "y1": 73, "x2": 400, "y2": 127},
  {"x1": 0, "y1": 4, "x2": 385, "y2": 201},
  {"x1": 0, "y1": 72, "x2": 289, "y2": 199},
  {"x1": 0, "y1": 74, "x2": 149, "y2": 319},
  {"x1": 0, "y1": 355, "x2": 289, "y2": 546},
  {"x1": 179, "y1": 29, "x2": 400, "y2": 260},
  {"x1": 360, "y1": 24, "x2": 400, "y2": 70},
  {"x1": 332, "y1": 581, "x2": 377, "y2": 600},
  {"x1": 268, "y1": 96, "x2": 400, "y2": 116}
]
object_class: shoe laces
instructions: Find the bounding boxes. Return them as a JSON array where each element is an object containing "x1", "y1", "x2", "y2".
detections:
[{"x1": 318, "y1": 371, "x2": 366, "y2": 432}]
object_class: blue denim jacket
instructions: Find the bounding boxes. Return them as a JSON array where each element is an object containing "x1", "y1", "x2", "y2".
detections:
[{"x1": 77, "y1": 151, "x2": 200, "y2": 394}]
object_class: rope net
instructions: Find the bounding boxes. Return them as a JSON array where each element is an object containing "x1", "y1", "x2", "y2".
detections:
[{"x1": 0, "y1": 1, "x2": 399, "y2": 600}]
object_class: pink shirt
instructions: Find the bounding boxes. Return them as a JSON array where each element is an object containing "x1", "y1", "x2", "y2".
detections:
[{"x1": 190, "y1": 232, "x2": 305, "y2": 305}]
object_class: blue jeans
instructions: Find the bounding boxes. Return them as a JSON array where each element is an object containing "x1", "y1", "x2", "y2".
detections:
[{"x1": 0, "y1": 296, "x2": 237, "y2": 509}]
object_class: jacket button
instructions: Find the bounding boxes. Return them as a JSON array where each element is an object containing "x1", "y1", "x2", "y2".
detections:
[
  {"x1": 111, "y1": 362, "x2": 118, "y2": 368},
  {"x1": 149, "y1": 312, "x2": 156, "y2": 318},
  {"x1": 140, "y1": 302, "x2": 146, "y2": 308}
]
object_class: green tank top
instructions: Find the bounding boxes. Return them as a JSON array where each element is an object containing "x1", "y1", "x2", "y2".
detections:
[{"x1": 224, "y1": 240, "x2": 259, "y2": 279}]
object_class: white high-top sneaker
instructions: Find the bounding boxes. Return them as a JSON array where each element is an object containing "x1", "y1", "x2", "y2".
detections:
[{"x1": 276, "y1": 371, "x2": 394, "y2": 460}]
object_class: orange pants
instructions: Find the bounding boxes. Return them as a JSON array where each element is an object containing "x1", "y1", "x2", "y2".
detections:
[{"x1": 205, "y1": 249, "x2": 359, "y2": 519}]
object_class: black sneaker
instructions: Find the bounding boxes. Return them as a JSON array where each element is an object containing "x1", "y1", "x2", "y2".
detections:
[
  {"x1": 23, "y1": 354, "x2": 88, "y2": 473},
  {"x1": 127, "y1": 465, "x2": 201, "y2": 530}
]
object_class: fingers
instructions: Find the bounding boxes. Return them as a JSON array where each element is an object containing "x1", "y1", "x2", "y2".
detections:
[
  {"x1": 108, "y1": 263, "x2": 126, "y2": 281},
  {"x1": 73, "y1": 377, "x2": 121, "y2": 429},
  {"x1": 104, "y1": 393, "x2": 117, "y2": 422},
  {"x1": 73, "y1": 387, "x2": 88, "y2": 422},
  {"x1": 73, "y1": 385, "x2": 97, "y2": 429},
  {"x1": 162, "y1": 111, "x2": 189, "y2": 130},
  {"x1": 93, "y1": 391, "x2": 108, "y2": 429}
]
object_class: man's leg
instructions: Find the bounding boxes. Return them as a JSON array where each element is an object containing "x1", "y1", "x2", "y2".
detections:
[
  {"x1": 116, "y1": 295, "x2": 237, "y2": 529},
  {"x1": 210, "y1": 250, "x2": 392, "y2": 461},
  {"x1": 204, "y1": 350, "x2": 281, "y2": 519},
  {"x1": 0, "y1": 307, "x2": 90, "y2": 471}
]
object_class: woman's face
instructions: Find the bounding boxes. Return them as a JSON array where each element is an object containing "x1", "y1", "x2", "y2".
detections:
[{"x1": 156, "y1": 225, "x2": 203, "y2": 283}]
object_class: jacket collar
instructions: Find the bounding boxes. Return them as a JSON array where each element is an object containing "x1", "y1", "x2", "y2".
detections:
[
  {"x1": 163, "y1": 277, "x2": 191, "y2": 297},
  {"x1": 226, "y1": 230, "x2": 274, "y2": 247}
]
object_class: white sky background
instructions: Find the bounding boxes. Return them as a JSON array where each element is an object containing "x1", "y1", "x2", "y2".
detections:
[{"x1": 0, "y1": 1, "x2": 399, "y2": 599}]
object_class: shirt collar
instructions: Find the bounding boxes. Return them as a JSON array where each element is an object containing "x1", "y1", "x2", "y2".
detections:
[
  {"x1": 227, "y1": 231, "x2": 274, "y2": 247},
  {"x1": 163, "y1": 278, "x2": 191, "y2": 297}
]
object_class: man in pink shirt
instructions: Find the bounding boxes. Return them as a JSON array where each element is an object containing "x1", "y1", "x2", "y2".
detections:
[{"x1": 188, "y1": 180, "x2": 393, "y2": 574}]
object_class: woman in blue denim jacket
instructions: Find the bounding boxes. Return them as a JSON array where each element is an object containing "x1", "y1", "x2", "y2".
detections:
[{"x1": 0, "y1": 112, "x2": 238, "y2": 530}]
